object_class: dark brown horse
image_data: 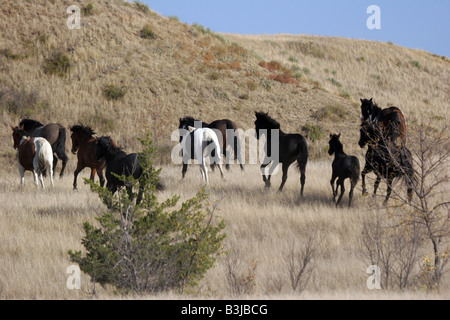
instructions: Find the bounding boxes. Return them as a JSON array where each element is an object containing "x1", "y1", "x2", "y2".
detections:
[
  {"x1": 179, "y1": 116, "x2": 244, "y2": 171},
  {"x1": 70, "y1": 125, "x2": 107, "y2": 190},
  {"x1": 11, "y1": 127, "x2": 54, "y2": 188},
  {"x1": 18, "y1": 119, "x2": 69, "y2": 177},
  {"x1": 360, "y1": 98, "x2": 407, "y2": 145}
]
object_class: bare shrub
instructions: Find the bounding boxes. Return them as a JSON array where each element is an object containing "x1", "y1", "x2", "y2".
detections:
[
  {"x1": 225, "y1": 249, "x2": 257, "y2": 296},
  {"x1": 284, "y1": 231, "x2": 324, "y2": 293}
]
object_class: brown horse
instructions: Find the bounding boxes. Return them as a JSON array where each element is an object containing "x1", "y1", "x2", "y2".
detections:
[
  {"x1": 11, "y1": 127, "x2": 54, "y2": 188},
  {"x1": 178, "y1": 116, "x2": 244, "y2": 171},
  {"x1": 70, "y1": 125, "x2": 107, "y2": 190},
  {"x1": 360, "y1": 98, "x2": 407, "y2": 145},
  {"x1": 19, "y1": 119, "x2": 69, "y2": 177}
]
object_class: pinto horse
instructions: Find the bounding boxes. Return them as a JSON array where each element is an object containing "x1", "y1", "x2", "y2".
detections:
[
  {"x1": 180, "y1": 126, "x2": 225, "y2": 184},
  {"x1": 254, "y1": 112, "x2": 308, "y2": 196},
  {"x1": 359, "y1": 121, "x2": 415, "y2": 205},
  {"x1": 328, "y1": 134, "x2": 360, "y2": 207},
  {"x1": 96, "y1": 136, "x2": 164, "y2": 204},
  {"x1": 360, "y1": 98, "x2": 407, "y2": 145},
  {"x1": 18, "y1": 119, "x2": 69, "y2": 177},
  {"x1": 11, "y1": 127, "x2": 54, "y2": 188},
  {"x1": 70, "y1": 125, "x2": 106, "y2": 190},
  {"x1": 179, "y1": 116, "x2": 244, "y2": 171}
]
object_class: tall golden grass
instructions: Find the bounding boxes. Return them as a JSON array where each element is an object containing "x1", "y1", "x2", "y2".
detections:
[{"x1": 0, "y1": 0, "x2": 448, "y2": 299}]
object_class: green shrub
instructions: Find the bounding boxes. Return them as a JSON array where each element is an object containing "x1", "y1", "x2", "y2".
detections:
[
  {"x1": 68, "y1": 136, "x2": 226, "y2": 294},
  {"x1": 43, "y1": 52, "x2": 71, "y2": 77},
  {"x1": 140, "y1": 24, "x2": 157, "y2": 39},
  {"x1": 134, "y1": 1, "x2": 150, "y2": 14},
  {"x1": 1, "y1": 48, "x2": 21, "y2": 60},
  {"x1": 82, "y1": 3, "x2": 94, "y2": 16},
  {"x1": 103, "y1": 84, "x2": 127, "y2": 101},
  {"x1": 302, "y1": 124, "x2": 324, "y2": 142}
]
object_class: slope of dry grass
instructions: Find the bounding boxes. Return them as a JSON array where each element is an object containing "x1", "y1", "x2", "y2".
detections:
[
  {"x1": 0, "y1": 0, "x2": 448, "y2": 300},
  {"x1": 1, "y1": 162, "x2": 448, "y2": 299}
]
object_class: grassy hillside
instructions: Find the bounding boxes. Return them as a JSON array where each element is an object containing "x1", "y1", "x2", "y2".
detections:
[
  {"x1": 0, "y1": 0, "x2": 448, "y2": 300},
  {"x1": 2, "y1": 0, "x2": 447, "y2": 167}
]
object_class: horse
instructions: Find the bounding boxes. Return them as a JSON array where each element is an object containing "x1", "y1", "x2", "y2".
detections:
[
  {"x1": 360, "y1": 98, "x2": 407, "y2": 145},
  {"x1": 18, "y1": 119, "x2": 69, "y2": 178},
  {"x1": 254, "y1": 112, "x2": 308, "y2": 196},
  {"x1": 180, "y1": 126, "x2": 225, "y2": 185},
  {"x1": 328, "y1": 133, "x2": 360, "y2": 207},
  {"x1": 179, "y1": 116, "x2": 244, "y2": 171},
  {"x1": 11, "y1": 127, "x2": 54, "y2": 189},
  {"x1": 359, "y1": 121, "x2": 415, "y2": 205},
  {"x1": 96, "y1": 136, "x2": 164, "y2": 204},
  {"x1": 70, "y1": 125, "x2": 107, "y2": 190}
]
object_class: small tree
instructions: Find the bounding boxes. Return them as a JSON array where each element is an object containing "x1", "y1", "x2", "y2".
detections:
[{"x1": 68, "y1": 136, "x2": 226, "y2": 294}]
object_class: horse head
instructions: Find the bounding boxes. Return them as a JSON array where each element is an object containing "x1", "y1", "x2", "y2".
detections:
[
  {"x1": 360, "y1": 98, "x2": 376, "y2": 122},
  {"x1": 328, "y1": 133, "x2": 342, "y2": 155},
  {"x1": 359, "y1": 121, "x2": 378, "y2": 148},
  {"x1": 11, "y1": 126, "x2": 28, "y2": 149}
]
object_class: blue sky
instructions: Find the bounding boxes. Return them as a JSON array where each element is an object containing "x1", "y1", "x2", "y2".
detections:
[{"x1": 143, "y1": 0, "x2": 450, "y2": 57}]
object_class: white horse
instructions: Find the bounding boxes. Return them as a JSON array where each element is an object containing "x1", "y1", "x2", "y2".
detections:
[
  {"x1": 180, "y1": 126, "x2": 225, "y2": 184},
  {"x1": 17, "y1": 136, "x2": 54, "y2": 189}
]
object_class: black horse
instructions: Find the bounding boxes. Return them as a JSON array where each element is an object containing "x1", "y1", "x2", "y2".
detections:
[
  {"x1": 359, "y1": 121, "x2": 415, "y2": 205},
  {"x1": 328, "y1": 134, "x2": 360, "y2": 207},
  {"x1": 18, "y1": 119, "x2": 69, "y2": 177},
  {"x1": 360, "y1": 98, "x2": 407, "y2": 145},
  {"x1": 254, "y1": 112, "x2": 308, "y2": 196},
  {"x1": 96, "y1": 136, "x2": 164, "y2": 204},
  {"x1": 179, "y1": 116, "x2": 244, "y2": 171}
]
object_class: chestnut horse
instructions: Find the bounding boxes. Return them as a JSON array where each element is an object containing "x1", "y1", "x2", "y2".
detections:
[
  {"x1": 11, "y1": 127, "x2": 54, "y2": 188},
  {"x1": 360, "y1": 98, "x2": 407, "y2": 145},
  {"x1": 70, "y1": 125, "x2": 106, "y2": 190}
]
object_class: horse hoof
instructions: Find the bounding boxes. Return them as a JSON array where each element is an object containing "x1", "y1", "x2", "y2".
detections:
[{"x1": 362, "y1": 191, "x2": 368, "y2": 197}]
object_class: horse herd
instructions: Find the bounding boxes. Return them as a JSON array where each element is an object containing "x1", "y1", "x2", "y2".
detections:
[{"x1": 9, "y1": 98, "x2": 415, "y2": 207}]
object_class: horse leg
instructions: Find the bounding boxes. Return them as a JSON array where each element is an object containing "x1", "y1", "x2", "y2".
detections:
[
  {"x1": 278, "y1": 163, "x2": 289, "y2": 192},
  {"x1": 58, "y1": 154, "x2": 68, "y2": 178},
  {"x1": 182, "y1": 163, "x2": 188, "y2": 179},
  {"x1": 19, "y1": 164, "x2": 25, "y2": 187},
  {"x1": 136, "y1": 181, "x2": 144, "y2": 204},
  {"x1": 349, "y1": 178, "x2": 357, "y2": 207},
  {"x1": 73, "y1": 164, "x2": 84, "y2": 190},
  {"x1": 330, "y1": 173, "x2": 337, "y2": 203},
  {"x1": 260, "y1": 161, "x2": 271, "y2": 188},
  {"x1": 361, "y1": 166, "x2": 370, "y2": 196},
  {"x1": 336, "y1": 178, "x2": 345, "y2": 206},
  {"x1": 373, "y1": 175, "x2": 381, "y2": 197},
  {"x1": 52, "y1": 155, "x2": 58, "y2": 178},
  {"x1": 200, "y1": 163, "x2": 209, "y2": 184},
  {"x1": 48, "y1": 160, "x2": 54, "y2": 188},
  {"x1": 384, "y1": 177, "x2": 394, "y2": 206},
  {"x1": 97, "y1": 170, "x2": 105, "y2": 187}
]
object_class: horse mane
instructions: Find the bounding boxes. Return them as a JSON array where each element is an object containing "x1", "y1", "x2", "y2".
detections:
[
  {"x1": 19, "y1": 119, "x2": 44, "y2": 131},
  {"x1": 71, "y1": 124, "x2": 96, "y2": 137},
  {"x1": 98, "y1": 136, "x2": 126, "y2": 157},
  {"x1": 255, "y1": 112, "x2": 281, "y2": 129}
]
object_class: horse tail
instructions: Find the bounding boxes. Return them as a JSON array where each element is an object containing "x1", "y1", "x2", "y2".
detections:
[
  {"x1": 53, "y1": 127, "x2": 68, "y2": 161},
  {"x1": 205, "y1": 130, "x2": 222, "y2": 164},
  {"x1": 35, "y1": 138, "x2": 53, "y2": 177},
  {"x1": 296, "y1": 135, "x2": 308, "y2": 172},
  {"x1": 352, "y1": 156, "x2": 361, "y2": 184}
]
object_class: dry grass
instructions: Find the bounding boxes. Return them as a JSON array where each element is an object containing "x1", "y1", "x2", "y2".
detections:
[
  {"x1": 0, "y1": 161, "x2": 448, "y2": 299},
  {"x1": 0, "y1": 0, "x2": 448, "y2": 300}
]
